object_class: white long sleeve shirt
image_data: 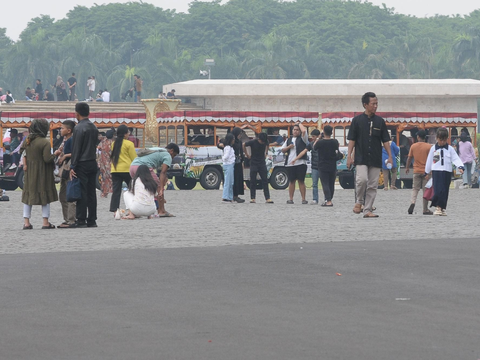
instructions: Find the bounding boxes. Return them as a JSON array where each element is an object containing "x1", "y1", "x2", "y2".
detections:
[
  {"x1": 222, "y1": 145, "x2": 235, "y2": 165},
  {"x1": 425, "y1": 144, "x2": 464, "y2": 173}
]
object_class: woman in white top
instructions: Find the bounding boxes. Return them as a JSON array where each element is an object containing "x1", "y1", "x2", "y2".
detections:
[
  {"x1": 222, "y1": 133, "x2": 236, "y2": 203},
  {"x1": 122, "y1": 165, "x2": 157, "y2": 219}
]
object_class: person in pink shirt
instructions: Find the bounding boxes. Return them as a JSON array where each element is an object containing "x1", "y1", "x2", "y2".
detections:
[{"x1": 457, "y1": 132, "x2": 476, "y2": 188}]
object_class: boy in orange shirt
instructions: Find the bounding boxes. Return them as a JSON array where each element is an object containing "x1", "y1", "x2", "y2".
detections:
[{"x1": 405, "y1": 130, "x2": 433, "y2": 215}]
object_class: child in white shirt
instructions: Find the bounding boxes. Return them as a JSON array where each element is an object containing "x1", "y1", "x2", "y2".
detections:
[
  {"x1": 222, "y1": 133, "x2": 235, "y2": 203},
  {"x1": 425, "y1": 128, "x2": 464, "y2": 216}
]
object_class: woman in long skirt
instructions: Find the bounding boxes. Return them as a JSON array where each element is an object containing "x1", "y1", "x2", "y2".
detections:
[{"x1": 98, "y1": 129, "x2": 114, "y2": 197}]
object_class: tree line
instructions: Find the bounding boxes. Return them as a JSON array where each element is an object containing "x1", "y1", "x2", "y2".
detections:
[{"x1": 0, "y1": 0, "x2": 479, "y2": 102}]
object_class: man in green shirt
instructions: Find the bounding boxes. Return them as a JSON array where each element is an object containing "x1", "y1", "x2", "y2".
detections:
[{"x1": 130, "y1": 143, "x2": 179, "y2": 217}]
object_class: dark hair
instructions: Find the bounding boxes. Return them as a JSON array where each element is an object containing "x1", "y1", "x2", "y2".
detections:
[
  {"x1": 72, "y1": 73, "x2": 75, "y2": 76},
  {"x1": 323, "y1": 125, "x2": 333, "y2": 136},
  {"x1": 166, "y1": 142, "x2": 179, "y2": 155},
  {"x1": 75, "y1": 102, "x2": 90, "y2": 117},
  {"x1": 436, "y1": 128, "x2": 448, "y2": 141},
  {"x1": 362, "y1": 92, "x2": 376, "y2": 106},
  {"x1": 417, "y1": 130, "x2": 427, "y2": 140},
  {"x1": 10, "y1": 128, "x2": 18, "y2": 136},
  {"x1": 311, "y1": 129, "x2": 321, "y2": 136},
  {"x1": 224, "y1": 133, "x2": 235, "y2": 146},
  {"x1": 62, "y1": 120, "x2": 76, "y2": 131},
  {"x1": 128, "y1": 127, "x2": 134, "y2": 133},
  {"x1": 111, "y1": 125, "x2": 129, "y2": 169},
  {"x1": 36, "y1": 79, "x2": 41, "y2": 82},
  {"x1": 130, "y1": 165, "x2": 157, "y2": 196},
  {"x1": 104, "y1": 88, "x2": 108, "y2": 92},
  {"x1": 106, "y1": 130, "x2": 114, "y2": 139},
  {"x1": 258, "y1": 132, "x2": 268, "y2": 143}
]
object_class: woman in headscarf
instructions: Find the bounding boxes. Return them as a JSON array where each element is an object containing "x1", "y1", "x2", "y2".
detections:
[
  {"x1": 55, "y1": 76, "x2": 67, "y2": 101},
  {"x1": 98, "y1": 129, "x2": 114, "y2": 198},
  {"x1": 231, "y1": 127, "x2": 245, "y2": 203},
  {"x1": 21, "y1": 119, "x2": 58, "y2": 229}
]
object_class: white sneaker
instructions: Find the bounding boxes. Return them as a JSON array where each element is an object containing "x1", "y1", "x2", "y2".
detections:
[
  {"x1": 440, "y1": 209, "x2": 447, "y2": 216},
  {"x1": 9, "y1": 164, "x2": 17, "y2": 170},
  {"x1": 310, "y1": 200, "x2": 318, "y2": 205},
  {"x1": 114, "y1": 209, "x2": 121, "y2": 220},
  {"x1": 433, "y1": 207, "x2": 442, "y2": 216}
]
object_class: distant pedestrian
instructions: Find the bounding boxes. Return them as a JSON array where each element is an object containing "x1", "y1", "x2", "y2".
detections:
[
  {"x1": 221, "y1": 133, "x2": 235, "y2": 203},
  {"x1": 98, "y1": 129, "x2": 114, "y2": 198},
  {"x1": 293, "y1": 129, "x2": 321, "y2": 204},
  {"x1": 35, "y1": 79, "x2": 43, "y2": 100},
  {"x1": 88, "y1": 76, "x2": 96, "y2": 100},
  {"x1": 425, "y1": 128, "x2": 464, "y2": 216},
  {"x1": 67, "y1": 73, "x2": 77, "y2": 101},
  {"x1": 347, "y1": 92, "x2": 392, "y2": 218},
  {"x1": 405, "y1": 130, "x2": 433, "y2": 215},
  {"x1": 54, "y1": 76, "x2": 68, "y2": 101},
  {"x1": 382, "y1": 140, "x2": 400, "y2": 190},
  {"x1": 110, "y1": 125, "x2": 137, "y2": 216},
  {"x1": 54, "y1": 120, "x2": 77, "y2": 228},
  {"x1": 231, "y1": 127, "x2": 246, "y2": 203},
  {"x1": 70, "y1": 102, "x2": 99, "y2": 228},
  {"x1": 134, "y1": 75, "x2": 142, "y2": 102},
  {"x1": 21, "y1": 119, "x2": 58, "y2": 229},
  {"x1": 457, "y1": 132, "x2": 476, "y2": 188},
  {"x1": 281, "y1": 122, "x2": 309, "y2": 204},
  {"x1": 243, "y1": 131, "x2": 274, "y2": 204},
  {"x1": 314, "y1": 125, "x2": 339, "y2": 206}
]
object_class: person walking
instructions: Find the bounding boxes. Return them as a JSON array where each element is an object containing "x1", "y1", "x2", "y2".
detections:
[
  {"x1": 70, "y1": 102, "x2": 99, "y2": 228},
  {"x1": 347, "y1": 92, "x2": 393, "y2": 218},
  {"x1": 110, "y1": 125, "x2": 137, "y2": 217},
  {"x1": 243, "y1": 132, "x2": 274, "y2": 204},
  {"x1": 281, "y1": 122, "x2": 309, "y2": 204},
  {"x1": 457, "y1": 132, "x2": 476, "y2": 188},
  {"x1": 405, "y1": 130, "x2": 433, "y2": 215},
  {"x1": 382, "y1": 140, "x2": 400, "y2": 190},
  {"x1": 221, "y1": 133, "x2": 235, "y2": 203},
  {"x1": 98, "y1": 129, "x2": 114, "y2": 198},
  {"x1": 67, "y1": 73, "x2": 77, "y2": 101},
  {"x1": 425, "y1": 128, "x2": 464, "y2": 216},
  {"x1": 21, "y1": 119, "x2": 58, "y2": 229},
  {"x1": 314, "y1": 125, "x2": 339, "y2": 206}
]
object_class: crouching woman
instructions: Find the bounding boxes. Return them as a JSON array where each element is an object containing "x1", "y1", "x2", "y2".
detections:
[{"x1": 122, "y1": 165, "x2": 157, "y2": 219}]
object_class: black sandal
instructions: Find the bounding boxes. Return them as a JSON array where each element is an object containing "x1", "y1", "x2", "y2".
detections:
[
  {"x1": 42, "y1": 223, "x2": 56, "y2": 229},
  {"x1": 23, "y1": 224, "x2": 33, "y2": 230}
]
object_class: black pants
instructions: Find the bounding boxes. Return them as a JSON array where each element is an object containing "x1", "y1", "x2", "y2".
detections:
[
  {"x1": 233, "y1": 162, "x2": 244, "y2": 197},
  {"x1": 69, "y1": 87, "x2": 76, "y2": 101},
  {"x1": 431, "y1": 170, "x2": 451, "y2": 209},
  {"x1": 76, "y1": 160, "x2": 98, "y2": 224},
  {"x1": 319, "y1": 170, "x2": 336, "y2": 202},
  {"x1": 250, "y1": 164, "x2": 270, "y2": 200},
  {"x1": 110, "y1": 172, "x2": 132, "y2": 212}
]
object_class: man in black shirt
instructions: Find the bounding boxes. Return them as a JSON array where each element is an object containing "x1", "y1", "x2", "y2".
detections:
[
  {"x1": 35, "y1": 79, "x2": 43, "y2": 100},
  {"x1": 70, "y1": 102, "x2": 99, "y2": 227},
  {"x1": 67, "y1": 73, "x2": 77, "y2": 101},
  {"x1": 243, "y1": 132, "x2": 274, "y2": 204},
  {"x1": 347, "y1": 92, "x2": 392, "y2": 218}
]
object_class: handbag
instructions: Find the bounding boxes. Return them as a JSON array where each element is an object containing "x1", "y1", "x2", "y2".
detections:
[
  {"x1": 66, "y1": 177, "x2": 82, "y2": 202},
  {"x1": 423, "y1": 180, "x2": 434, "y2": 201}
]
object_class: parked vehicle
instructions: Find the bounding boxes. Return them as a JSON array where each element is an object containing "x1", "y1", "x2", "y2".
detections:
[{"x1": 157, "y1": 111, "x2": 321, "y2": 190}]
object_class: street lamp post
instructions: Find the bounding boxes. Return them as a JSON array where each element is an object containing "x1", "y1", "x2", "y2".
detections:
[{"x1": 204, "y1": 59, "x2": 215, "y2": 79}]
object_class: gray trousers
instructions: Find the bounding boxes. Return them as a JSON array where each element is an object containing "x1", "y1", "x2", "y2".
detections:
[
  {"x1": 411, "y1": 173, "x2": 429, "y2": 212},
  {"x1": 59, "y1": 178, "x2": 77, "y2": 224},
  {"x1": 355, "y1": 165, "x2": 381, "y2": 213}
]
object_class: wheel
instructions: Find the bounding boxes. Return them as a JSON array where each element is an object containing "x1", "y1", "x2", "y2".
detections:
[
  {"x1": 175, "y1": 176, "x2": 197, "y2": 190},
  {"x1": 96, "y1": 169, "x2": 102, "y2": 190},
  {"x1": 15, "y1": 166, "x2": 24, "y2": 190},
  {"x1": 269, "y1": 167, "x2": 288, "y2": 190},
  {"x1": 200, "y1": 167, "x2": 222, "y2": 190},
  {"x1": 339, "y1": 173, "x2": 355, "y2": 189},
  {"x1": 402, "y1": 179, "x2": 413, "y2": 189}
]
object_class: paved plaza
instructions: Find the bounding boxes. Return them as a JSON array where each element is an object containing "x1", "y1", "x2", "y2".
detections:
[{"x1": 1, "y1": 187, "x2": 480, "y2": 359}]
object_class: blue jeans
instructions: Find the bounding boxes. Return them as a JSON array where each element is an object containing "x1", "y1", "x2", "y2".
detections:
[
  {"x1": 222, "y1": 163, "x2": 234, "y2": 201},
  {"x1": 311, "y1": 168, "x2": 319, "y2": 202},
  {"x1": 462, "y1": 162, "x2": 473, "y2": 186}
]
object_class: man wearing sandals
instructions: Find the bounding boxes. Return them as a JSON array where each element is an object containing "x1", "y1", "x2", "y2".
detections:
[{"x1": 347, "y1": 92, "x2": 393, "y2": 218}]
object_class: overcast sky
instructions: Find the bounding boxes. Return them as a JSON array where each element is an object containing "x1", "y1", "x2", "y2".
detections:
[{"x1": 2, "y1": 0, "x2": 479, "y2": 41}]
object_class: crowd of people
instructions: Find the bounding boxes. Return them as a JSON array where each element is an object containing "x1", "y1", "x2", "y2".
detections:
[
  {"x1": 18, "y1": 102, "x2": 180, "y2": 229},
  {"x1": 2, "y1": 91, "x2": 476, "y2": 228}
]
